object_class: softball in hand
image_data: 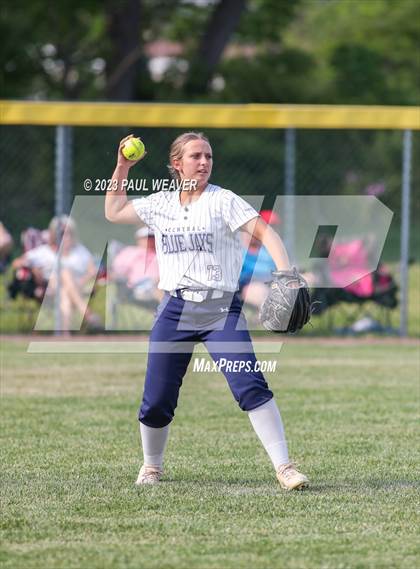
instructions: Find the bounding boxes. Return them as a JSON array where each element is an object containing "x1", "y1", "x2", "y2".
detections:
[{"x1": 121, "y1": 137, "x2": 145, "y2": 161}]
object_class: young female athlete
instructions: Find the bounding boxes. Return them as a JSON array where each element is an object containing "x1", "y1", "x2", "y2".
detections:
[{"x1": 105, "y1": 132, "x2": 308, "y2": 490}]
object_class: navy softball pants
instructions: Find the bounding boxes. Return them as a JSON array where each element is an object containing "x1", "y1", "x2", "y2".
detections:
[{"x1": 138, "y1": 292, "x2": 273, "y2": 428}]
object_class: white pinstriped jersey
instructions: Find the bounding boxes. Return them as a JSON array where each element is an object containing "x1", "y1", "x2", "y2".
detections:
[{"x1": 132, "y1": 184, "x2": 259, "y2": 292}]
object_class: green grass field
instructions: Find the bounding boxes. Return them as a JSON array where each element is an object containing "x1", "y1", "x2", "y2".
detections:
[{"x1": 1, "y1": 339, "x2": 419, "y2": 569}]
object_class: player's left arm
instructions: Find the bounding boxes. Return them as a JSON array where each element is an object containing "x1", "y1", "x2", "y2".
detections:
[{"x1": 240, "y1": 217, "x2": 291, "y2": 271}]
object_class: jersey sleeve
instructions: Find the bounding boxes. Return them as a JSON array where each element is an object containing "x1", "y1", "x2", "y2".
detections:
[
  {"x1": 131, "y1": 194, "x2": 157, "y2": 227},
  {"x1": 222, "y1": 190, "x2": 259, "y2": 232}
]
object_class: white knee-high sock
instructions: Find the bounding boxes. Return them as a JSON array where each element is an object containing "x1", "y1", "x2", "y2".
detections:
[
  {"x1": 139, "y1": 423, "x2": 169, "y2": 468},
  {"x1": 248, "y1": 398, "x2": 289, "y2": 469}
]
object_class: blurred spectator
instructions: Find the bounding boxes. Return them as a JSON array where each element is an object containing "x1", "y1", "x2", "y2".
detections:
[
  {"x1": 0, "y1": 222, "x2": 13, "y2": 273},
  {"x1": 111, "y1": 227, "x2": 161, "y2": 302},
  {"x1": 20, "y1": 227, "x2": 49, "y2": 253},
  {"x1": 305, "y1": 235, "x2": 377, "y2": 293},
  {"x1": 239, "y1": 210, "x2": 280, "y2": 309},
  {"x1": 309, "y1": 235, "x2": 398, "y2": 317},
  {"x1": 10, "y1": 215, "x2": 102, "y2": 331}
]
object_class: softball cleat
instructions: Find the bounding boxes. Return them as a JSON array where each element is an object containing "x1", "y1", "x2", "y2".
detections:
[
  {"x1": 135, "y1": 464, "x2": 163, "y2": 485},
  {"x1": 276, "y1": 462, "x2": 309, "y2": 491}
]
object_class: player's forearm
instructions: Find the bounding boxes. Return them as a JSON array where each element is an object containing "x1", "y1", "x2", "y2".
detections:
[
  {"x1": 260, "y1": 228, "x2": 292, "y2": 271},
  {"x1": 105, "y1": 164, "x2": 130, "y2": 221},
  {"x1": 244, "y1": 218, "x2": 291, "y2": 270}
]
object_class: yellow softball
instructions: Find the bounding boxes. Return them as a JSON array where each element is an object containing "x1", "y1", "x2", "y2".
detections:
[{"x1": 122, "y1": 137, "x2": 145, "y2": 161}]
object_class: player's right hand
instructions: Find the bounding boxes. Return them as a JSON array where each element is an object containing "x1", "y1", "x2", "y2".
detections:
[{"x1": 116, "y1": 134, "x2": 147, "y2": 169}]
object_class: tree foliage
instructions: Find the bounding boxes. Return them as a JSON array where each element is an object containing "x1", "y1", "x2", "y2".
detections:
[
  {"x1": 283, "y1": 0, "x2": 420, "y2": 105},
  {"x1": 2, "y1": 0, "x2": 418, "y2": 104}
]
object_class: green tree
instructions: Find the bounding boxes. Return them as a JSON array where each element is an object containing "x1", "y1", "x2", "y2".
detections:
[
  {"x1": 217, "y1": 49, "x2": 316, "y2": 103},
  {"x1": 183, "y1": 0, "x2": 248, "y2": 97},
  {"x1": 1, "y1": 1, "x2": 107, "y2": 99},
  {"x1": 284, "y1": 0, "x2": 420, "y2": 105}
]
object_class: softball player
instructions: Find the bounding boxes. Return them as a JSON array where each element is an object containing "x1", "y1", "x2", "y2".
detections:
[{"x1": 105, "y1": 132, "x2": 308, "y2": 490}]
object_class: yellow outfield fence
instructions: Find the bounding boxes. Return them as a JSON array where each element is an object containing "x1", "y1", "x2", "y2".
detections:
[{"x1": 1, "y1": 100, "x2": 419, "y2": 129}]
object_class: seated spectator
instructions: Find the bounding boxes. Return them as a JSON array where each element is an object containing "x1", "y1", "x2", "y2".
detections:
[
  {"x1": 308, "y1": 235, "x2": 398, "y2": 315},
  {"x1": 0, "y1": 222, "x2": 13, "y2": 273},
  {"x1": 10, "y1": 215, "x2": 102, "y2": 331},
  {"x1": 239, "y1": 210, "x2": 279, "y2": 309},
  {"x1": 111, "y1": 227, "x2": 161, "y2": 303},
  {"x1": 20, "y1": 227, "x2": 49, "y2": 253}
]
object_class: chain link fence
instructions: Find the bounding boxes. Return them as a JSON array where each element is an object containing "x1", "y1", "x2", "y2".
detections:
[
  {"x1": 1, "y1": 121, "x2": 418, "y2": 334},
  {"x1": 2, "y1": 125, "x2": 418, "y2": 258}
]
